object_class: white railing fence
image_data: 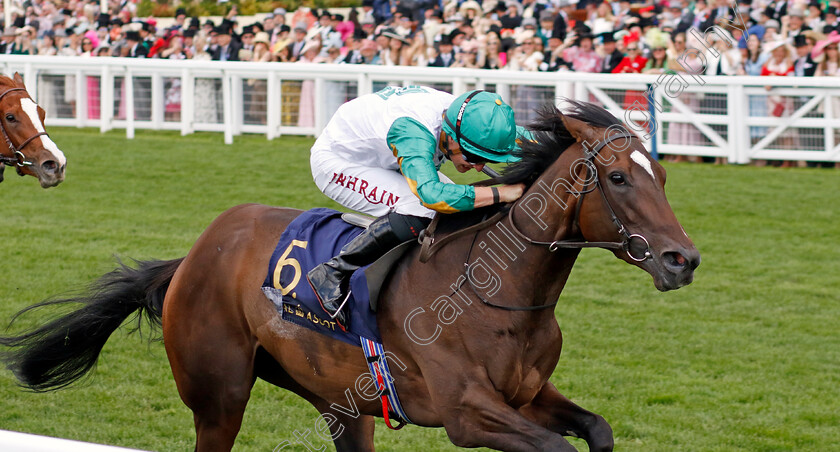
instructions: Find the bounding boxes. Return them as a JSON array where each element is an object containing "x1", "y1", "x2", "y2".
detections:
[{"x1": 2, "y1": 55, "x2": 839, "y2": 164}]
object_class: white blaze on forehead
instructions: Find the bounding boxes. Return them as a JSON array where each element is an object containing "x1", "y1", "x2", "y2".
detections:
[
  {"x1": 630, "y1": 150, "x2": 655, "y2": 180},
  {"x1": 20, "y1": 98, "x2": 67, "y2": 167}
]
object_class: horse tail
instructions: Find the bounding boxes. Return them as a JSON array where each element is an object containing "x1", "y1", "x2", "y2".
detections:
[{"x1": 0, "y1": 258, "x2": 183, "y2": 392}]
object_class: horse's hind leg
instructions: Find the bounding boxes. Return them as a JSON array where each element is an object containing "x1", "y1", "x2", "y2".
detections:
[
  {"x1": 164, "y1": 287, "x2": 258, "y2": 452},
  {"x1": 167, "y1": 326, "x2": 256, "y2": 452},
  {"x1": 519, "y1": 382, "x2": 613, "y2": 452},
  {"x1": 255, "y1": 348, "x2": 376, "y2": 452}
]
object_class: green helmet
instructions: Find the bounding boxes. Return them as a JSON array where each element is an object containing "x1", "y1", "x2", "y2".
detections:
[{"x1": 441, "y1": 90, "x2": 521, "y2": 163}]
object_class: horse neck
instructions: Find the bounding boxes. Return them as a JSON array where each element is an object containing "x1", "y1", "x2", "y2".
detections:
[{"x1": 478, "y1": 144, "x2": 587, "y2": 311}]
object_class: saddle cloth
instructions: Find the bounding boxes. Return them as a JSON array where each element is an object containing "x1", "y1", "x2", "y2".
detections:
[
  {"x1": 260, "y1": 207, "x2": 413, "y2": 426},
  {"x1": 261, "y1": 207, "x2": 381, "y2": 346}
]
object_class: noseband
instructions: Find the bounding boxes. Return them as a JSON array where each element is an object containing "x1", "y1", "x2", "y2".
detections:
[
  {"x1": 507, "y1": 131, "x2": 653, "y2": 263},
  {"x1": 0, "y1": 87, "x2": 49, "y2": 169}
]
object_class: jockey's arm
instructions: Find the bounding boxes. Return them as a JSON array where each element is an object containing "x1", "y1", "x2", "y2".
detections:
[{"x1": 388, "y1": 117, "x2": 475, "y2": 214}]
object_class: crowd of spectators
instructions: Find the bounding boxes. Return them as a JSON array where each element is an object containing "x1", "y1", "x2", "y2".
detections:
[
  {"x1": 1, "y1": 0, "x2": 838, "y2": 166},
  {"x1": 1, "y1": 0, "x2": 839, "y2": 78}
]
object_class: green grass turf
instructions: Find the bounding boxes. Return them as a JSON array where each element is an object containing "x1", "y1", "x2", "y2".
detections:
[{"x1": 0, "y1": 128, "x2": 838, "y2": 451}]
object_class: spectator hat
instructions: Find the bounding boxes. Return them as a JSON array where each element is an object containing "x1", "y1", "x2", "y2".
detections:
[
  {"x1": 827, "y1": 7, "x2": 840, "y2": 17},
  {"x1": 812, "y1": 31, "x2": 840, "y2": 57},
  {"x1": 176, "y1": 8, "x2": 187, "y2": 18},
  {"x1": 294, "y1": 23, "x2": 307, "y2": 33},
  {"x1": 764, "y1": 19, "x2": 781, "y2": 30},
  {"x1": 253, "y1": 32, "x2": 270, "y2": 46},
  {"x1": 274, "y1": 8, "x2": 287, "y2": 16},
  {"x1": 660, "y1": 19, "x2": 677, "y2": 30},
  {"x1": 212, "y1": 26, "x2": 230, "y2": 35},
  {"x1": 540, "y1": 10, "x2": 555, "y2": 21},
  {"x1": 352, "y1": 28, "x2": 367, "y2": 40},
  {"x1": 599, "y1": 31, "x2": 616, "y2": 43},
  {"x1": 382, "y1": 30, "x2": 409, "y2": 44},
  {"x1": 97, "y1": 13, "x2": 110, "y2": 28},
  {"x1": 189, "y1": 17, "x2": 200, "y2": 29},
  {"x1": 204, "y1": 19, "x2": 215, "y2": 28},
  {"x1": 505, "y1": 0, "x2": 523, "y2": 13},
  {"x1": 183, "y1": 29, "x2": 196, "y2": 38},
  {"x1": 793, "y1": 34, "x2": 808, "y2": 47},
  {"x1": 459, "y1": 0, "x2": 482, "y2": 15},
  {"x1": 442, "y1": 91, "x2": 521, "y2": 164},
  {"x1": 764, "y1": 40, "x2": 794, "y2": 55},
  {"x1": 558, "y1": 0, "x2": 579, "y2": 7},
  {"x1": 449, "y1": 13, "x2": 465, "y2": 23},
  {"x1": 788, "y1": 8, "x2": 805, "y2": 17},
  {"x1": 125, "y1": 30, "x2": 141, "y2": 41},
  {"x1": 279, "y1": 24, "x2": 291, "y2": 33},
  {"x1": 483, "y1": 0, "x2": 500, "y2": 15},
  {"x1": 803, "y1": 30, "x2": 826, "y2": 42},
  {"x1": 522, "y1": 17, "x2": 537, "y2": 28}
]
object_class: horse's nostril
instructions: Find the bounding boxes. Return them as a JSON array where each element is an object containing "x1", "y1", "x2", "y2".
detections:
[
  {"x1": 663, "y1": 250, "x2": 701, "y2": 272},
  {"x1": 42, "y1": 160, "x2": 57, "y2": 172},
  {"x1": 663, "y1": 251, "x2": 688, "y2": 269}
]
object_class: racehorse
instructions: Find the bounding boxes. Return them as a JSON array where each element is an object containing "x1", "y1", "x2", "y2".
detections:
[
  {"x1": 0, "y1": 102, "x2": 699, "y2": 452},
  {"x1": 0, "y1": 72, "x2": 66, "y2": 188}
]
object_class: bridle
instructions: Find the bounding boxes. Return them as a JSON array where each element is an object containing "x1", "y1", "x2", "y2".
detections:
[
  {"x1": 0, "y1": 87, "x2": 48, "y2": 169},
  {"x1": 463, "y1": 131, "x2": 653, "y2": 312}
]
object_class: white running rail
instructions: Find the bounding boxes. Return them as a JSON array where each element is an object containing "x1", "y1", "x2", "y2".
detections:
[{"x1": 2, "y1": 55, "x2": 839, "y2": 163}]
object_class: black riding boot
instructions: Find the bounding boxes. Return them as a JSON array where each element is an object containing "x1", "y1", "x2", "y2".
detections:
[{"x1": 307, "y1": 212, "x2": 430, "y2": 330}]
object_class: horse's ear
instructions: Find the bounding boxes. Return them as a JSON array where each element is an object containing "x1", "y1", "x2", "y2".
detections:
[
  {"x1": 559, "y1": 113, "x2": 599, "y2": 145},
  {"x1": 13, "y1": 72, "x2": 24, "y2": 87}
]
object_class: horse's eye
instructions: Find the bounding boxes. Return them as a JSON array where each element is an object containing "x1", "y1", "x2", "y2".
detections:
[
  {"x1": 609, "y1": 172, "x2": 626, "y2": 185},
  {"x1": 4, "y1": 114, "x2": 14, "y2": 123}
]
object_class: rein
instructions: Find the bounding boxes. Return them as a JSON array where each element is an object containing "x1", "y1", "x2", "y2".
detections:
[
  {"x1": 462, "y1": 131, "x2": 652, "y2": 312},
  {"x1": 0, "y1": 87, "x2": 47, "y2": 169}
]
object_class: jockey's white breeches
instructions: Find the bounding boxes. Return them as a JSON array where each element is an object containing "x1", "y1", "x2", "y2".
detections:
[{"x1": 310, "y1": 142, "x2": 453, "y2": 219}]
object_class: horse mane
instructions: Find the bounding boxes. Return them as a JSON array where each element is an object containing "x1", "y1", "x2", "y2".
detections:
[{"x1": 498, "y1": 100, "x2": 625, "y2": 186}]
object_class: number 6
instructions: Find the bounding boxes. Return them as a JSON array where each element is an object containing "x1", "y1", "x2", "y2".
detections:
[{"x1": 273, "y1": 240, "x2": 308, "y2": 295}]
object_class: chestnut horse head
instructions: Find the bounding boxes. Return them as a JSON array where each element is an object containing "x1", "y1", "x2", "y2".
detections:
[
  {"x1": 0, "y1": 73, "x2": 66, "y2": 188},
  {"x1": 502, "y1": 100, "x2": 700, "y2": 291}
]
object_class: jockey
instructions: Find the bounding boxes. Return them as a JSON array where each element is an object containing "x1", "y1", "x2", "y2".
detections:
[{"x1": 308, "y1": 86, "x2": 527, "y2": 330}]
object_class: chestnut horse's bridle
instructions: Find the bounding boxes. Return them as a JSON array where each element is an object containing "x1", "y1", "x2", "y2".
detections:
[{"x1": 0, "y1": 86, "x2": 48, "y2": 169}]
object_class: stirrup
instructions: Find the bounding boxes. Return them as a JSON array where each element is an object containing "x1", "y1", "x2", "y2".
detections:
[{"x1": 328, "y1": 290, "x2": 353, "y2": 320}]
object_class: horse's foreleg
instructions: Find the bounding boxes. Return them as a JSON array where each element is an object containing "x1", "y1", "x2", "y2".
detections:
[
  {"x1": 434, "y1": 383, "x2": 578, "y2": 452},
  {"x1": 518, "y1": 382, "x2": 613, "y2": 452}
]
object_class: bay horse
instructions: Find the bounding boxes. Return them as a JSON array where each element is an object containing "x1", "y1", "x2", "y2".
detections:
[
  {"x1": 0, "y1": 72, "x2": 66, "y2": 188},
  {"x1": 1, "y1": 102, "x2": 699, "y2": 451}
]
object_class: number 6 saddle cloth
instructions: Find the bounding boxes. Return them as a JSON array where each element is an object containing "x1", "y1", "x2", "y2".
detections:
[
  {"x1": 261, "y1": 207, "x2": 384, "y2": 345},
  {"x1": 261, "y1": 207, "x2": 414, "y2": 427}
]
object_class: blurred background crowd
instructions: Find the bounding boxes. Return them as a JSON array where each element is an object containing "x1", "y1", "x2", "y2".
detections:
[
  {"x1": 1, "y1": 0, "x2": 838, "y2": 167},
  {"x1": 0, "y1": 0, "x2": 838, "y2": 78}
]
